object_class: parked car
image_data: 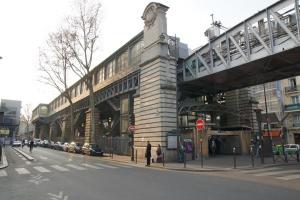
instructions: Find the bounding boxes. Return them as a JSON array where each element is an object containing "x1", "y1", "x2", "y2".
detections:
[
  {"x1": 12, "y1": 140, "x2": 22, "y2": 147},
  {"x1": 81, "y1": 143, "x2": 103, "y2": 156},
  {"x1": 284, "y1": 144, "x2": 300, "y2": 154},
  {"x1": 49, "y1": 141, "x2": 55, "y2": 149},
  {"x1": 68, "y1": 142, "x2": 82, "y2": 153},
  {"x1": 43, "y1": 140, "x2": 50, "y2": 148},
  {"x1": 62, "y1": 142, "x2": 69, "y2": 152},
  {"x1": 54, "y1": 142, "x2": 63, "y2": 151}
]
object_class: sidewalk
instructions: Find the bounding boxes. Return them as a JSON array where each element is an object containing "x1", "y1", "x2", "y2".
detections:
[
  {"x1": 100, "y1": 153, "x2": 300, "y2": 172},
  {"x1": 0, "y1": 147, "x2": 8, "y2": 169}
]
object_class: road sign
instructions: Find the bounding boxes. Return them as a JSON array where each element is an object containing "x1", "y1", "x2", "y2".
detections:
[
  {"x1": 196, "y1": 119, "x2": 204, "y2": 130},
  {"x1": 128, "y1": 125, "x2": 135, "y2": 132}
]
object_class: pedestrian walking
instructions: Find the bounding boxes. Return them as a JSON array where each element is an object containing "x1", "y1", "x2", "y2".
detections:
[
  {"x1": 156, "y1": 144, "x2": 162, "y2": 163},
  {"x1": 29, "y1": 139, "x2": 34, "y2": 153},
  {"x1": 145, "y1": 141, "x2": 151, "y2": 166}
]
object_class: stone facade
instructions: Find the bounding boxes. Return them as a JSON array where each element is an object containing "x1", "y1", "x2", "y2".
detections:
[{"x1": 134, "y1": 2, "x2": 178, "y2": 161}]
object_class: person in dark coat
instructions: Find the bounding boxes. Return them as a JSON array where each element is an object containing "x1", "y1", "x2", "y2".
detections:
[{"x1": 145, "y1": 141, "x2": 151, "y2": 166}]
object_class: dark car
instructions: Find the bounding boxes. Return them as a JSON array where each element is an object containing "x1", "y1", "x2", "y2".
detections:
[
  {"x1": 68, "y1": 142, "x2": 82, "y2": 153},
  {"x1": 81, "y1": 143, "x2": 103, "y2": 156}
]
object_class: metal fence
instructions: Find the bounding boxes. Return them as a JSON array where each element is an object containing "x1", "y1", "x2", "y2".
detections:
[{"x1": 99, "y1": 136, "x2": 131, "y2": 156}]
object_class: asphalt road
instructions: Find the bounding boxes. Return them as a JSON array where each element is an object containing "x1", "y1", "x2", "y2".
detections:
[{"x1": 1, "y1": 146, "x2": 300, "y2": 200}]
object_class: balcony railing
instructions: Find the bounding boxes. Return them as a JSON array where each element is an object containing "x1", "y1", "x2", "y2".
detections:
[
  {"x1": 293, "y1": 122, "x2": 300, "y2": 127},
  {"x1": 285, "y1": 85, "x2": 299, "y2": 93},
  {"x1": 285, "y1": 103, "x2": 300, "y2": 111}
]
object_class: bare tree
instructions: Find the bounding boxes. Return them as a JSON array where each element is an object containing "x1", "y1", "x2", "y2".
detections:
[
  {"x1": 21, "y1": 104, "x2": 32, "y2": 138},
  {"x1": 62, "y1": 0, "x2": 102, "y2": 143},
  {"x1": 39, "y1": 31, "x2": 75, "y2": 142}
]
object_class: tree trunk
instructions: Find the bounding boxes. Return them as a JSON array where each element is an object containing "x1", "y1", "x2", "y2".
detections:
[
  {"x1": 88, "y1": 77, "x2": 96, "y2": 144},
  {"x1": 69, "y1": 102, "x2": 75, "y2": 142}
]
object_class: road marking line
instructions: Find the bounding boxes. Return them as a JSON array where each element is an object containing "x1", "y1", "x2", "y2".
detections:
[
  {"x1": 81, "y1": 163, "x2": 103, "y2": 169},
  {"x1": 277, "y1": 174, "x2": 300, "y2": 181},
  {"x1": 239, "y1": 167, "x2": 281, "y2": 174},
  {"x1": 0, "y1": 170, "x2": 8, "y2": 177},
  {"x1": 66, "y1": 164, "x2": 86, "y2": 170},
  {"x1": 110, "y1": 163, "x2": 133, "y2": 168},
  {"x1": 51, "y1": 165, "x2": 70, "y2": 172},
  {"x1": 254, "y1": 170, "x2": 300, "y2": 177},
  {"x1": 33, "y1": 166, "x2": 51, "y2": 173},
  {"x1": 15, "y1": 168, "x2": 30, "y2": 175},
  {"x1": 95, "y1": 163, "x2": 118, "y2": 169}
]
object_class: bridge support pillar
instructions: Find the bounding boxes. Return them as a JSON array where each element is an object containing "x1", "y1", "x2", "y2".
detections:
[
  {"x1": 61, "y1": 117, "x2": 72, "y2": 142},
  {"x1": 84, "y1": 109, "x2": 100, "y2": 144},
  {"x1": 134, "y1": 3, "x2": 178, "y2": 161}
]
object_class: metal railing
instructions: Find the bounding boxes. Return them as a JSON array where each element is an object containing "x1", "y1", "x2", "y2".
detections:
[
  {"x1": 285, "y1": 85, "x2": 300, "y2": 93},
  {"x1": 183, "y1": 0, "x2": 300, "y2": 82},
  {"x1": 285, "y1": 103, "x2": 300, "y2": 111}
]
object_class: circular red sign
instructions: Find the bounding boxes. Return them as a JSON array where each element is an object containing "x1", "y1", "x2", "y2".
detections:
[
  {"x1": 196, "y1": 119, "x2": 204, "y2": 130},
  {"x1": 128, "y1": 125, "x2": 135, "y2": 132}
]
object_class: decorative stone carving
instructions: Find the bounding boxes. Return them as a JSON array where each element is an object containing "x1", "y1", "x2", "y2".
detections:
[{"x1": 142, "y1": 3, "x2": 158, "y2": 29}]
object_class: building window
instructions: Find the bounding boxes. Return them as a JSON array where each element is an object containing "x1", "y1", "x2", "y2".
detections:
[
  {"x1": 288, "y1": 78, "x2": 297, "y2": 88},
  {"x1": 105, "y1": 60, "x2": 115, "y2": 80},
  {"x1": 130, "y1": 40, "x2": 143, "y2": 67},
  {"x1": 94, "y1": 70, "x2": 99, "y2": 85},
  {"x1": 99, "y1": 67, "x2": 104, "y2": 83},
  {"x1": 293, "y1": 115, "x2": 300, "y2": 127},
  {"x1": 116, "y1": 51, "x2": 128, "y2": 73},
  {"x1": 291, "y1": 96, "x2": 299, "y2": 104}
]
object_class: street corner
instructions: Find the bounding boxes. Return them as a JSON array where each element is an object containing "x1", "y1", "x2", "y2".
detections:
[
  {"x1": 11, "y1": 147, "x2": 35, "y2": 161},
  {"x1": 0, "y1": 149, "x2": 8, "y2": 169}
]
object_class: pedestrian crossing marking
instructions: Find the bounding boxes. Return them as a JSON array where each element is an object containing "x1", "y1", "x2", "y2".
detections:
[
  {"x1": 95, "y1": 163, "x2": 118, "y2": 169},
  {"x1": 0, "y1": 170, "x2": 7, "y2": 177},
  {"x1": 239, "y1": 167, "x2": 281, "y2": 174},
  {"x1": 277, "y1": 174, "x2": 300, "y2": 181},
  {"x1": 254, "y1": 170, "x2": 300, "y2": 177},
  {"x1": 81, "y1": 163, "x2": 103, "y2": 169},
  {"x1": 66, "y1": 164, "x2": 87, "y2": 170},
  {"x1": 51, "y1": 165, "x2": 70, "y2": 172},
  {"x1": 111, "y1": 163, "x2": 133, "y2": 168},
  {"x1": 15, "y1": 168, "x2": 30, "y2": 175},
  {"x1": 33, "y1": 166, "x2": 51, "y2": 173}
]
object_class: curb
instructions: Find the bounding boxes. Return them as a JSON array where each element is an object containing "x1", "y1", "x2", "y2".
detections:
[
  {"x1": 100, "y1": 157, "x2": 231, "y2": 172},
  {"x1": 12, "y1": 147, "x2": 35, "y2": 161},
  {"x1": 0, "y1": 149, "x2": 8, "y2": 169}
]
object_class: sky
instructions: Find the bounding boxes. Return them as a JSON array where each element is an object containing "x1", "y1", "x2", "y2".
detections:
[{"x1": 0, "y1": 0, "x2": 278, "y2": 113}]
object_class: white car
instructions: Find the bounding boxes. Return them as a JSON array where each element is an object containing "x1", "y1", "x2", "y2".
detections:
[
  {"x1": 12, "y1": 140, "x2": 22, "y2": 147},
  {"x1": 284, "y1": 144, "x2": 300, "y2": 153}
]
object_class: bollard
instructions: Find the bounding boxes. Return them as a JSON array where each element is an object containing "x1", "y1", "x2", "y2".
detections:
[
  {"x1": 184, "y1": 151, "x2": 186, "y2": 168},
  {"x1": 297, "y1": 150, "x2": 299, "y2": 163},
  {"x1": 250, "y1": 147, "x2": 254, "y2": 168},
  {"x1": 259, "y1": 145, "x2": 264, "y2": 164},
  {"x1": 200, "y1": 139, "x2": 203, "y2": 168},
  {"x1": 233, "y1": 146, "x2": 236, "y2": 169},
  {"x1": 162, "y1": 152, "x2": 165, "y2": 167},
  {"x1": 0, "y1": 145, "x2": 2, "y2": 162},
  {"x1": 135, "y1": 149, "x2": 137, "y2": 164},
  {"x1": 284, "y1": 152, "x2": 288, "y2": 163}
]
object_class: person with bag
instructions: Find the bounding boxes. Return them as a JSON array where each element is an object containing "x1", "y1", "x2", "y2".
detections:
[{"x1": 145, "y1": 141, "x2": 151, "y2": 166}]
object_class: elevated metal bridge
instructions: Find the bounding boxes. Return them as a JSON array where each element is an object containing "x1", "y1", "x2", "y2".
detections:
[{"x1": 180, "y1": 0, "x2": 300, "y2": 96}]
